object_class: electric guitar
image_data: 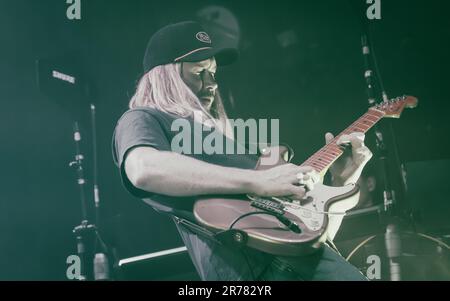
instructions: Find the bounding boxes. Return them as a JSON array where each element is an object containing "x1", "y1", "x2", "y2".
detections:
[{"x1": 193, "y1": 96, "x2": 418, "y2": 256}]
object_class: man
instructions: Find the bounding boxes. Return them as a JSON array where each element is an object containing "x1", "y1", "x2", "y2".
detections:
[{"x1": 112, "y1": 21, "x2": 372, "y2": 280}]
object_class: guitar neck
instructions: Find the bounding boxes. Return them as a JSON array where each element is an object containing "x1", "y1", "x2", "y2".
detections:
[{"x1": 300, "y1": 108, "x2": 385, "y2": 173}]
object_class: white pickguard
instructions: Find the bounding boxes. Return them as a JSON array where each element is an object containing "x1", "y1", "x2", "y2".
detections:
[{"x1": 280, "y1": 183, "x2": 360, "y2": 240}]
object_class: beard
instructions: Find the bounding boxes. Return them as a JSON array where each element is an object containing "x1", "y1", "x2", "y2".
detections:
[{"x1": 199, "y1": 94, "x2": 215, "y2": 110}]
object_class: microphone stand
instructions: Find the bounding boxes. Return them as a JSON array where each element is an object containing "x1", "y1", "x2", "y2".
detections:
[
  {"x1": 69, "y1": 111, "x2": 111, "y2": 281},
  {"x1": 90, "y1": 104, "x2": 111, "y2": 281},
  {"x1": 69, "y1": 122, "x2": 96, "y2": 280},
  {"x1": 361, "y1": 33, "x2": 403, "y2": 281}
]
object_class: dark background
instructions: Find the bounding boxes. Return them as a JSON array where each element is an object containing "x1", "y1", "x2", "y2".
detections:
[{"x1": 0, "y1": 0, "x2": 449, "y2": 280}]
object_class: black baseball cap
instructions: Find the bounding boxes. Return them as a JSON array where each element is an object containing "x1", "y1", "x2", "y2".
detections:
[{"x1": 143, "y1": 21, "x2": 239, "y2": 73}]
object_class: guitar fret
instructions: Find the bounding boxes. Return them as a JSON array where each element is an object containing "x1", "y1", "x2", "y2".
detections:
[
  {"x1": 358, "y1": 118, "x2": 374, "y2": 127},
  {"x1": 322, "y1": 148, "x2": 340, "y2": 157},
  {"x1": 311, "y1": 157, "x2": 331, "y2": 166},
  {"x1": 369, "y1": 108, "x2": 385, "y2": 117},
  {"x1": 342, "y1": 119, "x2": 368, "y2": 133},
  {"x1": 325, "y1": 146, "x2": 342, "y2": 154},
  {"x1": 352, "y1": 119, "x2": 368, "y2": 129},
  {"x1": 319, "y1": 152, "x2": 335, "y2": 160},
  {"x1": 311, "y1": 162, "x2": 327, "y2": 169},
  {"x1": 305, "y1": 155, "x2": 331, "y2": 169},
  {"x1": 310, "y1": 159, "x2": 325, "y2": 167},
  {"x1": 354, "y1": 121, "x2": 370, "y2": 131},
  {"x1": 304, "y1": 162, "x2": 324, "y2": 171},
  {"x1": 365, "y1": 113, "x2": 382, "y2": 122},
  {"x1": 315, "y1": 155, "x2": 332, "y2": 163},
  {"x1": 362, "y1": 113, "x2": 377, "y2": 120},
  {"x1": 318, "y1": 156, "x2": 337, "y2": 165},
  {"x1": 322, "y1": 151, "x2": 340, "y2": 158},
  {"x1": 349, "y1": 126, "x2": 366, "y2": 132},
  {"x1": 302, "y1": 162, "x2": 325, "y2": 171},
  {"x1": 343, "y1": 128, "x2": 355, "y2": 134},
  {"x1": 314, "y1": 154, "x2": 334, "y2": 163}
]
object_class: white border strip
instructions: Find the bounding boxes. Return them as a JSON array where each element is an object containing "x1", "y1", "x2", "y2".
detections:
[{"x1": 118, "y1": 246, "x2": 188, "y2": 267}]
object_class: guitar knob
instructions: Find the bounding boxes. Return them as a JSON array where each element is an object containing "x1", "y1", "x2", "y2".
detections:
[{"x1": 234, "y1": 232, "x2": 245, "y2": 243}]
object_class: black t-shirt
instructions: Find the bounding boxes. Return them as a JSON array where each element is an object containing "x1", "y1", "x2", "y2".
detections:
[
  {"x1": 112, "y1": 107, "x2": 273, "y2": 280},
  {"x1": 112, "y1": 107, "x2": 259, "y2": 219}
]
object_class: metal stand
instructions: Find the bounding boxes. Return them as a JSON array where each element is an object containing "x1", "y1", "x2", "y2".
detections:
[
  {"x1": 90, "y1": 104, "x2": 111, "y2": 281},
  {"x1": 69, "y1": 111, "x2": 111, "y2": 281},
  {"x1": 69, "y1": 122, "x2": 94, "y2": 280},
  {"x1": 361, "y1": 33, "x2": 404, "y2": 281}
]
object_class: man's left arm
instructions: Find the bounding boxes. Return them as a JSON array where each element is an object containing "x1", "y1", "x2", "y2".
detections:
[{"x1": 324, "y1": 132, "x2": 373, "y2": 241}]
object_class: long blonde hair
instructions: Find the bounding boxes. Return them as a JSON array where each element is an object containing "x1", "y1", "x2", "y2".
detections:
[{"x1": 129, "y1": 63, "x2": 232, "y2": 137}]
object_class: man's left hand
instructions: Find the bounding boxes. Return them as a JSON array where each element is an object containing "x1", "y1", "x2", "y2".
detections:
[{"x1": 325, "y1": 132, "x2": 373, "y2": 186}]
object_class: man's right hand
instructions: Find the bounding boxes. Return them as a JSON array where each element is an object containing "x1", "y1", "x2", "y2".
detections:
[{"x1": 250, "y1": 164, "x2": 318, "y2": 200}]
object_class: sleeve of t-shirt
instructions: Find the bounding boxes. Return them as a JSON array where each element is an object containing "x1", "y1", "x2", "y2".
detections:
[{"x1": 112, "y1": 109, "x2": 171, "y2": 198}]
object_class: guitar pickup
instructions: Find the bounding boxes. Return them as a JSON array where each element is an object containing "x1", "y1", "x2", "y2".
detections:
[{"x1": 250, "y1": 198, "x2": 285, "y2": 216}]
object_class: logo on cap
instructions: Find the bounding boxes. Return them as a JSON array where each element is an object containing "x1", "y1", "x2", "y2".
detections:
[{"x1": 196, "y1": 32, "x2": 212, "y2": 44}]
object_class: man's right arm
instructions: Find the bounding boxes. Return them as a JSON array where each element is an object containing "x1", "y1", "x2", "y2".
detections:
[{"x1": 124, "y1": 146, "x2": 310, "y2": 199}]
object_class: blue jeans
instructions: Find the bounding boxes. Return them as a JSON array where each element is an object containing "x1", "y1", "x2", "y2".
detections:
[
  {"x1": 257, "y1": 245, "x2": 368, "y2": 281},
  {"x1": 176, "y1": 220, "x2": 367, "y2": 281}
]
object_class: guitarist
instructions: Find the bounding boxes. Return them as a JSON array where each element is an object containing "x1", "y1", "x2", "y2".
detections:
[{"x1": 112, "y1": 21, "x2": 372, "y2": 280}]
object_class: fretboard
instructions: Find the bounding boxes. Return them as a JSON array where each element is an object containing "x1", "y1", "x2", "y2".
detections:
[{"x1": 300, "y1": 108, "x2": 385, "y2": 173}]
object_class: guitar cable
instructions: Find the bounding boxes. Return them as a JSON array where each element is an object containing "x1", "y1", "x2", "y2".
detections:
[{"x1": 228, "y1": 211, "x2": 301, "y2": 233}]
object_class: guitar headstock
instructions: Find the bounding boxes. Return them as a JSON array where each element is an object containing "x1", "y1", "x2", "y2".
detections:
[{"x1": 373, "y1": 95, "x2": 418, "y2": 118}]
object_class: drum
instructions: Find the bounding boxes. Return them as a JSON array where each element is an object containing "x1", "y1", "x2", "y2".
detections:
[{"x1": 340, "y1": 231, "x2": 450, "y2": 280}]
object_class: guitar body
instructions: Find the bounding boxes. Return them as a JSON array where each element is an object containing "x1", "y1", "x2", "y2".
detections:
[
  {"x1": 193, "y1": 147, "x2": 360, "y2": 256},
  {"x1": 194, "y1": 96, "x2": 418, "y2": 256}
]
